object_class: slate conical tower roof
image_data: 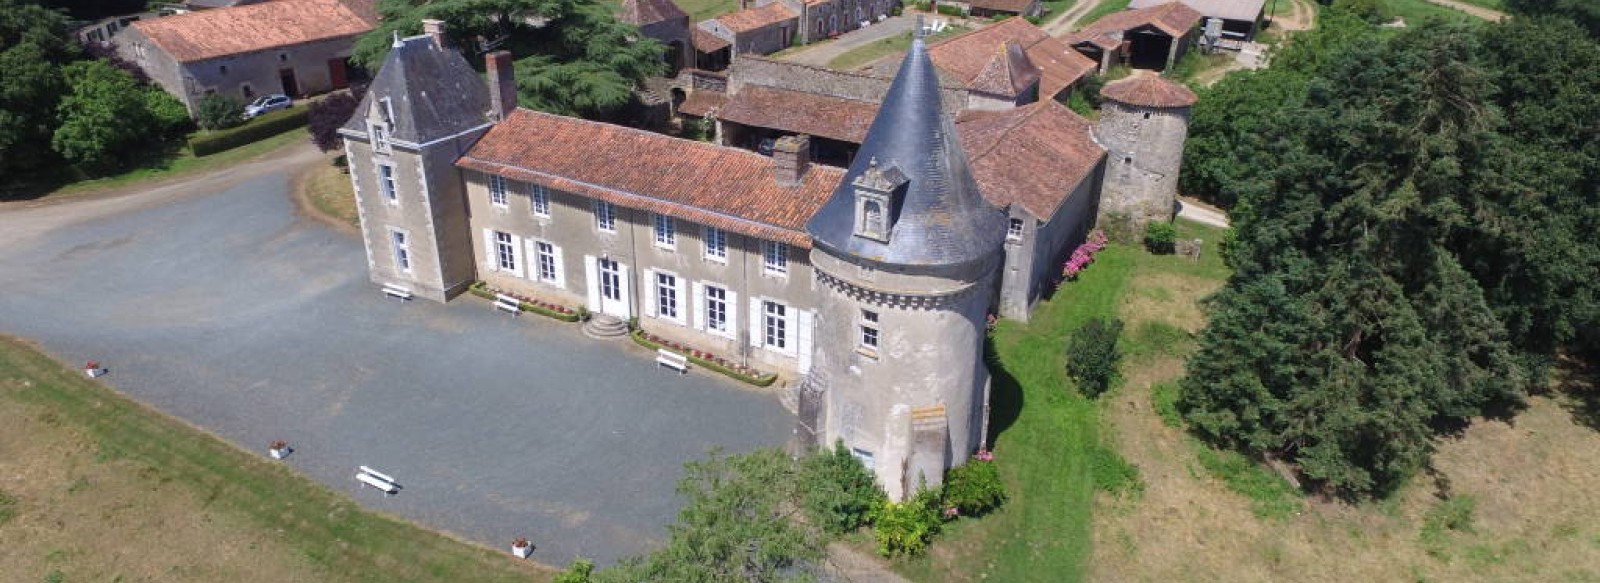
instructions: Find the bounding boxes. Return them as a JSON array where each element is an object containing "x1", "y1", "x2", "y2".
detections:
[
  {"x1": 340, "y1": 35, "x2": 492, "y2": 144},
  {"x1": 805, "y1": 28, "x2": 1008, "y2": 269}
]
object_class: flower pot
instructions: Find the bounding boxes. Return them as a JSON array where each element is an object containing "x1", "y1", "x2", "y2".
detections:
[
  {"x1": 85, "y1": 367, "x2": 104, "y2": 378},
  {"x1": 511, "y1": 544, "x2": 532, "y2": 559},
  {"x1": 269, "y1": 447, "x2": 288, "y2": 459}
]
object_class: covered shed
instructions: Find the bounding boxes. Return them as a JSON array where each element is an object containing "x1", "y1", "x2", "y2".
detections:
[
  {"x1": 1128, "y1": 0, "x2": 1265, "y2": 41},
  {"x1": 1065, "y1": 2, "x2": 1202, "y2": 72}
]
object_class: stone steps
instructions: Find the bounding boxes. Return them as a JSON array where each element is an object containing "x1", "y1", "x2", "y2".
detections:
[{"x1": 582, "y1": 314, "x2": 629, "y2": 340}]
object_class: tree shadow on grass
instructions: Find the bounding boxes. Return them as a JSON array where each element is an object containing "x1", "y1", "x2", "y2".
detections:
[
  {"x1": 1553, "y1": 351, "x2": 1600, "y2": 432},
  {"x1": 984, "y1": 338, "x2": 1023, "y2": 445},
  {"x1": 0, "y1": 140, "x2": 185, "y2": 203}
]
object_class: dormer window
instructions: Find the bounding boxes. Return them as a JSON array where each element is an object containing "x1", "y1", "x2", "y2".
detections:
[
  {"x1": 369, "y1": 97, "x2": 395, "y2": 154},
  {"x1": 851, "y1": 157, "x2": 906, "y2": 243}
]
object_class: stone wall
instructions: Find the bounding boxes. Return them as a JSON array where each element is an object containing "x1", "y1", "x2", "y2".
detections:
[
  {"x1": 729, "y1": 56, "x2": 969, "y2": 117},
  {"x1": 1095, "y1": 100, "x2": 1189, "y2": 238},
  {"x1": 123, "y1": 31, "x2": 360, "y2": 113}
]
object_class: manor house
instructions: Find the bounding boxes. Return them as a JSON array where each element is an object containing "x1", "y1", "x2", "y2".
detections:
[{"x1": 339, "y1": 25, "x2": 1193, "y2": 500}]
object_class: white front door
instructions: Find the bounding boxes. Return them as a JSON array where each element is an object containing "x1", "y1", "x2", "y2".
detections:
[{"x1": 598, "y1": 258, "x2": 630, "y2": 317}]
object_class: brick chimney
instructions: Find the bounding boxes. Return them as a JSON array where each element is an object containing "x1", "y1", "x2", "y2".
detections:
[
  {"x1": 422, "y1": 19, "x2": 446, "y2": 50},
  {"x1": 486, "y1": 51, "x2": 517, "y2": 122},
  {"x1": 772, "y1": 135, "x2": 811, "y2": 186}
]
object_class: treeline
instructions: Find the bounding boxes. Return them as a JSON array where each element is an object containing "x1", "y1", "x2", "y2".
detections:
[
  {"x1": 1, "y1": 0, "x2": 191, "y2": 181},
  {"x1": 1177, "y1": 6, "x2": 1600, "y2": 497}
]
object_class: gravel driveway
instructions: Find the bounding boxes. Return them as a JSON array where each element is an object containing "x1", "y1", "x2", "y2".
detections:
[{"x1": 0, "y1": 165, "x2": 793, "y2": 567}]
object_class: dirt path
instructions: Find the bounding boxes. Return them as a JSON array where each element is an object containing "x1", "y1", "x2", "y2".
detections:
[
  {"x1": 1274, "y1": 0, "x2": 1316, "y2": 31},
  {"x1": 0, "y1": 141, "x2": 322, "y2": 248},
  {"x1": 1044, "y1": 0, "x2": 1109, "y2": 36},
  {"x1": 1425, "y1": 0, "x2": 1506, "y2": 20}
]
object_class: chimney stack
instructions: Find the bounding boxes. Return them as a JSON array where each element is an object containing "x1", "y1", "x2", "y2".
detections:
[
  {"x1": 486, "y1": 51, "x2": 517, "y2": 122},
  {"x1": 422, "y1": 19, "x2": 446, "y2": 50},
  {"x1": 772, "y1": 135, "x2": 811, "y2": 186}
]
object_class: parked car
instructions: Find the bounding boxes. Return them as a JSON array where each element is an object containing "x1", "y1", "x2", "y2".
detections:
[{"x1": 244, "y1": 94, "x2": 292, "y2": 119}]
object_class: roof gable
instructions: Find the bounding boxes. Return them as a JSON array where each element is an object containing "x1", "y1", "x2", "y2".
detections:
[
  {"x1": 927, "y1": 18, "x2": 1095, "y2": 98},
  {"x1": 958, "y1": 101, "x2": 1105, "y2": 219},
  {"x1": 619, "y1": 0, "x2": 689, "y2": 26}
]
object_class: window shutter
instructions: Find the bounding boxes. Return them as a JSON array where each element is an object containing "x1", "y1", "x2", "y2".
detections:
[
  {"x1": 551, "y1": 245, "x2": 566, "y2": 290},
  {"x1": 797, "y1": 309, "x2": 814, "y2": 371},
  {"x1": 642, "y1": 269, "x2": 657, "y2": 318},
  {"x1": 725, "y1": 290, "x2": 738, "y2": 339},
  {"x1": 584, "y1": 255, "x2": 600, "y2": 311},
  {"x1": 509, "y1": 235, "x2": 525, "y2": 278},
  {"x1": 524, "y1": 239, "x2": 540, "y2": 280},
  {"x1": 618, "y1": 264, "x2": 632, "y2": 318},
  {"x1": 749, "y1": 297, "x2": 764, "y2": 348},
  {"x1": 483, "y1": 228, "x2": 498, "y2": 272},
  {"x1": 691, "y1": 282, "x2": 705, "y2": 331},
  {"x1": 673, "y1": 276, "x2": 687, "y2": 325}
]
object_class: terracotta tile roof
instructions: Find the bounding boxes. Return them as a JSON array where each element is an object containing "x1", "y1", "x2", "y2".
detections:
[
  {"x1": 132, "y1": 0, "x2": 376, "y2": 63},
  {"x1": 692, "y1": 27, "x2": 731, "y2": 52},
  {"x1": 1130, "y1": 0, "x2": 1265, "y2": 22},
  {"x1": 957, "y1": 100, "x2": 1105, "y2": 219},
  {"x1": 715, "y1": 3, "x2": 798, "y2": 34},
  {"x1": 1068, "y1": 1, "x2": 1203, "y2": 43},
  {"x1": 965, "y1": 0, "x2": 1038, "y2": 14},
  {"x1": 717, "y1": 85, "x2": 879, "y2": 143},
  {"x1": 928, "y1": 18, "x2": 1096, "y2": 98},
  {"x1": 457, "y1": 109, "x2": 844, "y2": 248},
  {"x1": 968, "y1": 40, "x2": 1041, "y2": 96},
  {"x1": 1100, "y1": 73, "x2": 1198, "y2": 108},
  {"x1": 618, "y1": 0, "x2": 688, "y2": 26},
  {"x1": 678, "y1": 90, "x2": 729, "y2": 117}
]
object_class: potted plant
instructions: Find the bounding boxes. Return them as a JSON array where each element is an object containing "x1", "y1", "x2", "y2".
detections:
[
  {"x1": 269, "y1": 440, "x2": 291, "y2": 459},
  {"x1": 510, "y1": 536, "x2": 532, "y2": 558},
  {"x1": 84, "y1": 361, "x2": 104, "y2": 378}
]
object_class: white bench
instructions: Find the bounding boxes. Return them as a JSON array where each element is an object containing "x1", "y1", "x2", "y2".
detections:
[
  {"x1": 357, "y1": 465, "x2": 399, "y2": 496},
  {"x1": 493, "y1": 293, "x2": 521, "y2": 316},
  {"x1": 655, "y1": 349, "x2": 689, "y2": 374},
  {"x1": 382, "y1": 283, "x2": 413, "y2": 301}
]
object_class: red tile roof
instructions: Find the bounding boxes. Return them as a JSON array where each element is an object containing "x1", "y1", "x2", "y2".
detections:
[
  {"x1": 928, "y1": 18, "x2": 1096, "y2": 98},
  {"x1": 715, "y1": 2, "x2": 798, "y2": 34},
  {"x1": 958, "y1": 101, "x2": 1105, "y2": 219},
  {"x1": 717, "y1": 85, "x2": 879, "y2": 143},
  {"x1": 692, "y1": 27, "x2": 731, "y2": 52},
  {"x1": 618, "y1": 0, "x2": 688, "y2": 26},
  {"x1": 132, "y1": 0, "x2": 376, "y2": 63},
  {"x1": 457, "y1": 109, "x2": 844, "y2": 247},
  {"x1": 678, "y1": 90, "x2": 729, "y2": 117},
  {"x1": 967, "y1": 40, "x2": 1041, "y2": 97},
  {"x1": 1100, "y1": 73, "x2": 1198, "y2": 108},
  {"x1": 1067, "y1": 1, "x2": 1203, "y2": 44}
]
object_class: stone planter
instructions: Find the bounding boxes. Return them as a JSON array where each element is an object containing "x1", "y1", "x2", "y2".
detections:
[
  {"x1": 84, "y1": 362, "x2": 104, "y2": 378},
  {"x1": 510, "y1": 543, "x2": 532, "y2": 559},
  {"x1": 269, "y1": 447, "x2": 289, "y2": 459}
]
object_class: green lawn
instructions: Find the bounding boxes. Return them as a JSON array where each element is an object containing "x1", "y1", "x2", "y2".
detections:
[
  {"x1": 1447, "y1": 0, "x2": 1504, "y2": 10},
  {"x1": 677, "y1": 0, "x2": 741, "y2": 22},
  {"x1": 1040, "y1": 0, "x2": 1078, "y2": 27},
  {"x1": 1077, "y1": 0, "x2": 1131, "y2": 27},
  {"x1": 1387, "y1": 0, "x2": 1478, "y2": 22},
  {"x1": 0, "y1": 336, "x2": 554, "y2": 583},
  {"x1": 3, "y1": 129, "x2": 307, "y2": 203}
]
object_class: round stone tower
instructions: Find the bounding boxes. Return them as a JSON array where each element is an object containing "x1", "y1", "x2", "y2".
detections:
[
  {"x1": 799, "y1": 30, "x2": 1008, "y2": 502},
  {"x1": 1094, "y1": 74, "x2": 1197, "y2": 239}
]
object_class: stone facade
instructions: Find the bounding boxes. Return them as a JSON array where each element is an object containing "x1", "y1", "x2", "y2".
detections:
[
  {"x1": 1095, "y1": 97, "x2": 1190, "y2": 239},
  {"x1": 996, "y1": 166, "x2": 1103, "y2": 320}
]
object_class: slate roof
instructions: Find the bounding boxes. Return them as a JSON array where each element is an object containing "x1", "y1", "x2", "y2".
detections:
[
  {"x1": 958, "y1": 101, "x2": 1105, "y2": 219},
  {"x1": 715, "y1": 3, "x2": 798, "y2": 33},
  {"x1": 927, "y1": 18, "x2": 1096, "y2": 99},
  {"x1": 339, "y1": 36, "x2": 493, "y2": 145},
  {"x1": 1129, "y1": 0, "x2": 1265, "y2": 22},
  {"x1": 1065, "y1": 1, "x2": 1203, "y2": 47},
  {"x1": 132, "y1": 0, "x2": 376, "y2": 62},
  {"x1": 806, "y1": 33, "x2": 1008, "y2": 268},
  {"x1": 458, "y1": 109, "x2": 845, "y2": 248},
  {"x1": 717, "y1": 85, "x2": 879, "y2": 143},
  {"x1": 618, "y1": 0, "x2": 689, "y2": 26},
  {"x1": 1100, "y1": 73, "x2": 1198, "y2": 108}
]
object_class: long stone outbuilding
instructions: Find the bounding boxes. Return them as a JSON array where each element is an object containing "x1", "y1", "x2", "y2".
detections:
[{"x1": 339, "y1": 24, "x2": 1192, "y2": 500}]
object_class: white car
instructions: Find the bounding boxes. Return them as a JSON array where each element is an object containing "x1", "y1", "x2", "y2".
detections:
[{"x1": 244, "y1": 94, "x2": 292, "y2": 119}]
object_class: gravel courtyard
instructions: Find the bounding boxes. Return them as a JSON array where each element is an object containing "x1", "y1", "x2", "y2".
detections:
[{"x1": 0, "y1": 165, "x2": 794, "y2": 566}]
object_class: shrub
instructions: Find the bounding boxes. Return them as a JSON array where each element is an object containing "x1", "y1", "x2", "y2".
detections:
[
  {"x1": 1066, "y1": 317, "x2": 1123, "y2": 397},
  {"x1": 143, "y1": 88, "x2": 193, "y2": 139},
  {"x1": 942, "y1": 458, "x2": 1005, "y2": 516},
  {"x1": 870, "y1": 487, "x2": 942, "y2": 557},
  {"x1": 308, "y1": 90, "x2": 363, "y2": 152},
  {"x1": 188, "y1": 106, "x2": 310, "y2": 157},
  {"x1": 1144, "y1": 221, "x2": 1177, "y2": 254},
  {"x1": 914, "y1": 0, "x2": 931, "y2": 10},
  {"x1": 1334, "y1": 0, "x2": 1392, "y2": 23},
  {"x1": 798, "y1": 440, "x2": 887, "y2": 535},
  {"x1": 935, "y1": 3, "x2": 965, "y2": 16},
  {"x1": 196, "y1": 94, "x2": 245, "y2": 131},
  {"x1": 553, "y1": 558, "x2": 595, "y2": 583}
]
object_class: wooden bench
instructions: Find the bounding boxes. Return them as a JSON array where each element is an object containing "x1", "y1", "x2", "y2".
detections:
[
  {"x1": 655, "y1": 349, "x2": 689, "y2": 374},
  {"x1": 493, "y1": 293, "x2": 521, "y2": 316},
  {"x1": 357, "y1": 465, "x2": 399, "y2": 496},
  {"x1": 382, "y1": 283, "x2": 413, "y2": 301}
]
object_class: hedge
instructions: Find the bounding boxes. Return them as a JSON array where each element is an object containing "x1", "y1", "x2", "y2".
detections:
[
  {"x1": 188, "y1": 106, "x2": 310, "y2": 157},
  {"x1": 630, "y1": 329, "x2": 778, "y2": 387},
  {"x1": 936, "y1": 4, "x2": 966, "y2": 16},
  {"x1": 468, "y1": 281, "x2": 583, "y2": 322}
]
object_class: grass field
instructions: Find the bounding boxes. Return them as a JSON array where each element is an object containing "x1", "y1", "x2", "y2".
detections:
[
  {"x1": 1387, "y1": 0, "x2": 1478, "y2": 22},
  {"x1": 298, "y1": 156, "x2": 360, "y2": 228},
  {"x1": 1083, "y1": 221, "x2": 1600, "y2": 582},
  {"x1": 0, "y1": 336, "x2": 554, "y2": 583},
  {"x1": 827, "y1": 25, "x2": 970, "y2": 71},
  {"x1": 1076, "y1": 0, "x2": 1131, "y2": 27},
  {"x1": 676, "y1": 0, "x2": 741, "y2": 22},
  {"x1": 2, "y1": 130, "x2": 307, "y2": 203}
]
